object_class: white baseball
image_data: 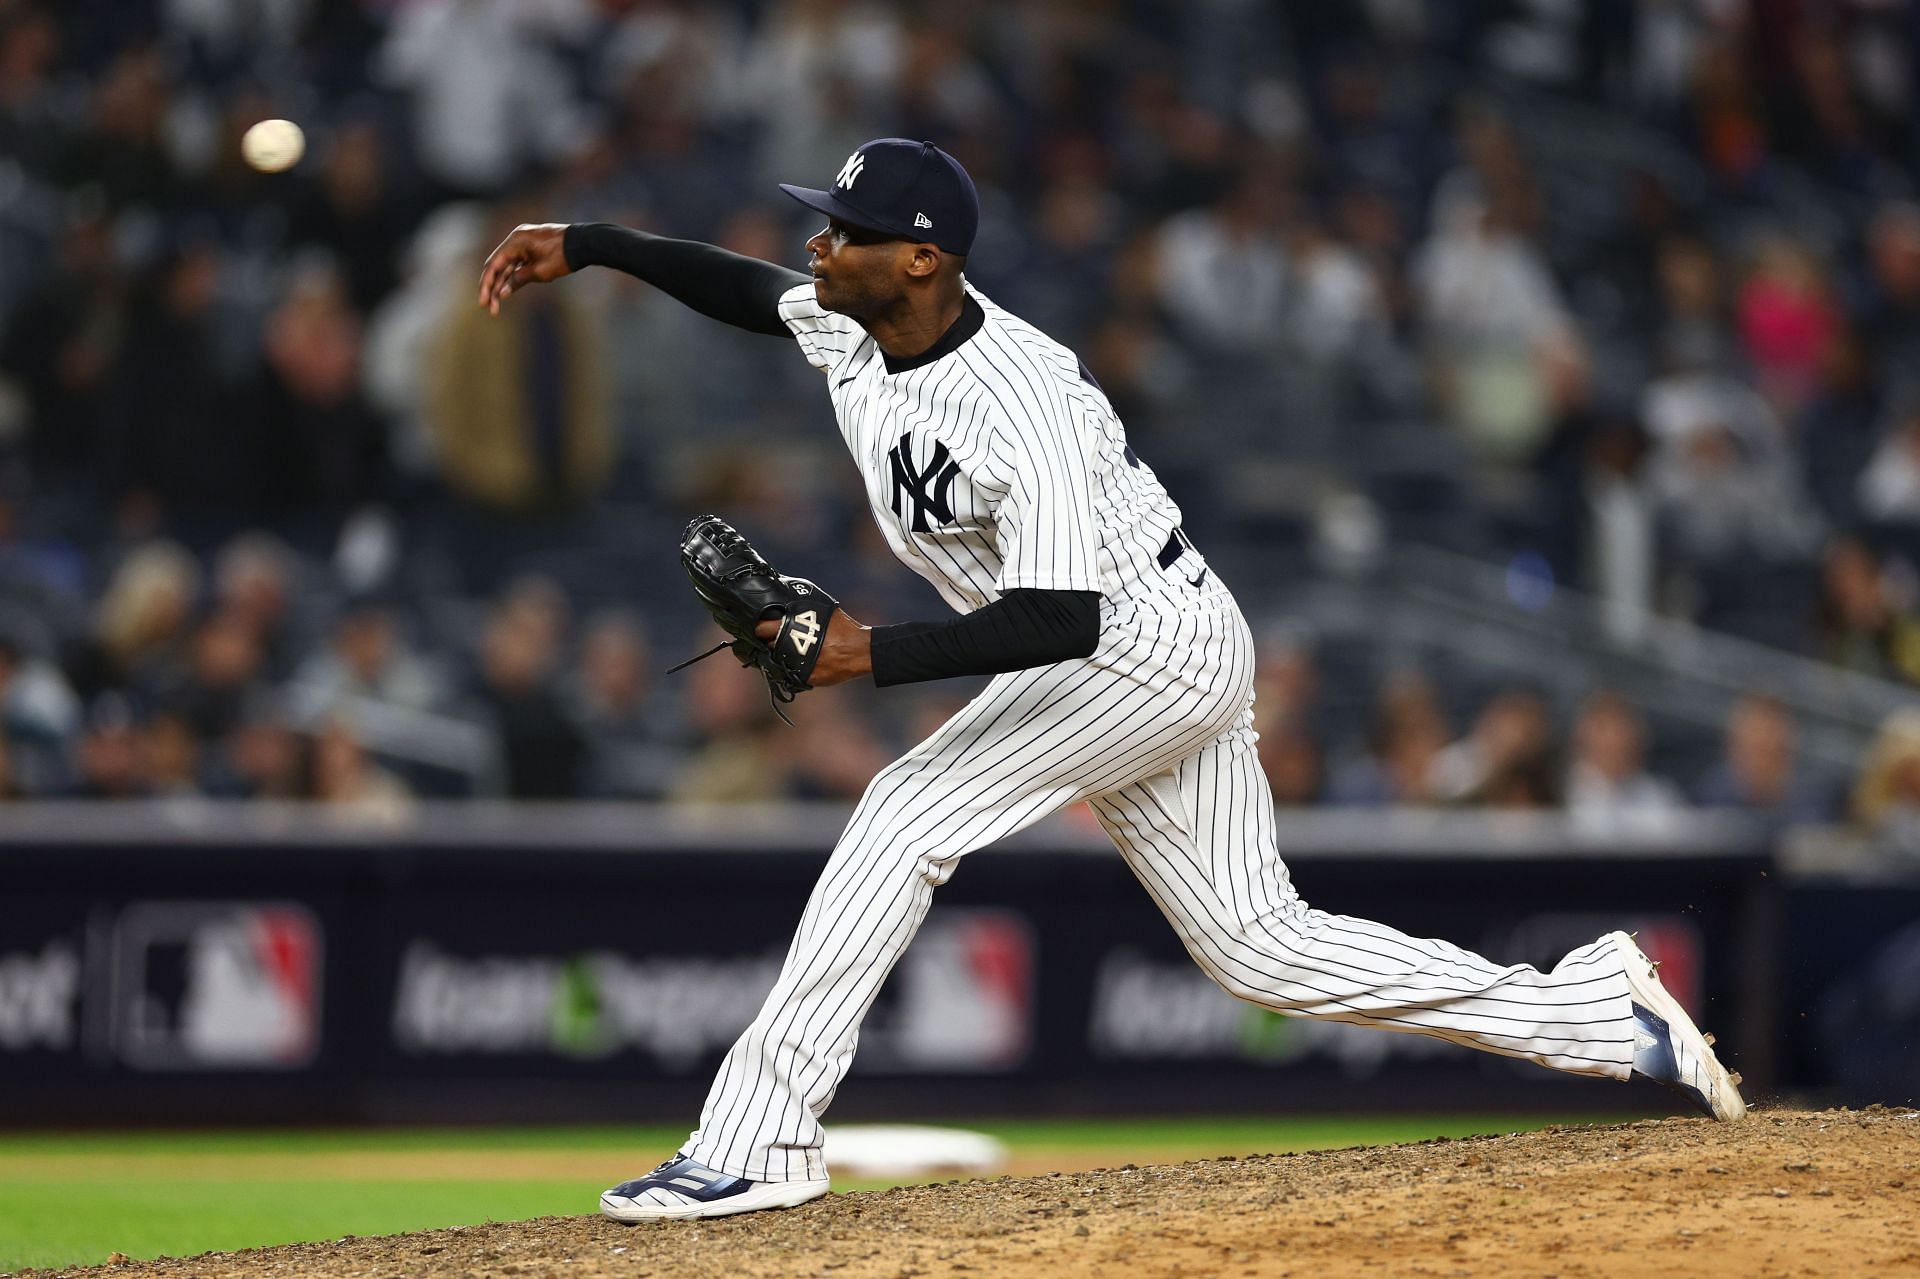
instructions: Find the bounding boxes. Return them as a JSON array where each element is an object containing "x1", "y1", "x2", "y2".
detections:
[{"x1": 241, "y1": 118, "x2": 305, "y2": 173}]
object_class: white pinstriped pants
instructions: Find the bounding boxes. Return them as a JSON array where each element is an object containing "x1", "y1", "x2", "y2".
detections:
[{"x1": 682, "y1": 596, "x2": 1635, "y2": 1182}]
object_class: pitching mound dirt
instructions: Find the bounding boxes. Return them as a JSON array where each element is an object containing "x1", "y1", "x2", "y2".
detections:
[{"x1": 22, "y1": 1108, "x2": 1918, "y2": 1279}]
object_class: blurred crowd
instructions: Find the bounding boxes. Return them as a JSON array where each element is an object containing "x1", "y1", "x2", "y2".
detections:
[
  {"x1": 3, "y1": 0, "x2": 1920, "y2": 833},
  {"x1": 1245, "y1": 635, "x2": 1848, "y2": 832}
]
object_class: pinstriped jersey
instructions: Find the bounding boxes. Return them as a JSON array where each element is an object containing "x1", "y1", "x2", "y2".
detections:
[{"x1": 777, "y1": 280, "x2": 1208, "y2": 617}]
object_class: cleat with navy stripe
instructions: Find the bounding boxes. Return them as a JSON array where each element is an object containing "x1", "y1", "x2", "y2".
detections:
[
  {"x1": 1611, "y1": 931, "x2": 1747, "y2": 1122},
  {"x1": 599, "y1": 1155, "x2": 830, "y2": 1222}
]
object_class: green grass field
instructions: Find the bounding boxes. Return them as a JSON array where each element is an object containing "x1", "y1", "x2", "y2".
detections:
[{"x1": 0, "y1": 1114, "x2": 1625, "y2": 1273}]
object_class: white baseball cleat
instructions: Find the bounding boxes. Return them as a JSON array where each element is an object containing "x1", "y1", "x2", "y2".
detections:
[
  {"x1": 599, "y1": 1154, "x2": 830, "y2": 1222},
  {"x1": 1609, "y1": 930, "x2": 1747, "y2": 1122}
]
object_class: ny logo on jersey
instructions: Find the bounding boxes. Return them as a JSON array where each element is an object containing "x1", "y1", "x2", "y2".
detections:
[
  {"x1": 786, "y1": 609, "x2": 822, "y2": 655},
  {"x1": 835, "y1": 151, "x2": 865, "y2": 190},
  {"x1": 888, "y1": 433, "x2": 961, "y2": 533}
]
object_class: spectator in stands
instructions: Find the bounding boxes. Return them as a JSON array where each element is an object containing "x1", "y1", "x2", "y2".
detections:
[
  {"x1": 594, "y1": 0, "x2": 746, "y2": 131},
  {"x1": 1283, "y1": 212, "x2": 1392, "y2": 369},
  {"x1": 288, "y1": 595, "x2": 450, "y2": 718},
  {"x1": 425, "y1": 207, "x2": 614, "y2": 514},
  {"x1": 1651, "y1": 236, "x2": 1731, "y2": 375},
  {"x1": 138, "y1": 710, "x2": 203, "y2": 798},
  {"x1": 79, "y1": 541, "x2": 200, "y2": 702},
  {"x1": 784, "y1": 696, "x2": 892, "y2": 802},
  {"x1": 357, "y1": 201, "x2": 484, "y2": 471},
  {"x1": 54, "y1": 46, "x2": 178, "y2": 213},
  {"x1": 1078, "y1": 309, "x2": 1192, "y2": 453},
  {"x1": 1800, "y1": 328, "x2": 1885, "y2": 527},
  {"x1": 0, "y1": 736, "x2": 21, "y2": 802},
  {"x1": 1737, "y1": 235, "x2": 1841, "y2": 416},
  {"x1": 1788, "y1": 26, "x2": 1897, "y2": 196},
  {"x1": 162, "y1": 609, "x2": 266, "y2": 742},
  {"x1": 1412, "y1": 144, "x2": 1575, "y2": 466},
  {"x1": 1815, "y1": 536, "x2": 1920, "y2": 684},
  {"x1": 0, "y1": 630, "x2": 78, "y2": 797},
  {"x1": 1256, "y1": 705, "x2": 1324, "y2": 808},
  {"x1": 249, "y1": 265, "x2": 390, "y2": 537},
  {"x1": 1314, "y1": 51, "x2": 1442, "y2": 227},
  {"x1": 670, "y1": 655, "x2": 789, "y2": 804},
  {"x1": 69, "y1": 693, "x2": 140, "y2": 799},
  {"x1": 737, "y1": 0, "x2": 905, "y2": 190},
  {"x1": 471, "y1": 595, "x2": 583, "y2": 800},
  {"x1": 1697, "y1": 692, "x2": 1833, "y2": 826},
  {"x1": 0, "y1": 209, "x2": 121, "y2": 509},
  {"x1": 1684, "y1": 33, "x2": 1770, "y2": 195},
  {"x1": 0, "y1": 5, "x2": 62, "y2": 183},
  {"x1": 498, "y1": 574, "x2": 572, "y2": 663},
  {"x1": 1565, "y1": 689, "x2": 1685, "y2": 830},
  {"x1": 1429, "y1": 109, "x2": 1545, "y2": 244},
  {"x1": 1332, "y1": 183, "x2": 1413, "y2": 331},
  {"x1": 0, "y1": 490, "x2": 89, "y2": 666},
  {"x1": 1329, "y1": 673, "x2": 1449, "y2": 806},
  {"x1": 208, "y1": 700, "x2": 306, "y2": 801},
  {"x1": 288, "y1": 120, "x2": 415, "y2": 314},
  {"x1": 1151, "y1": 168, "x2": 1292, "y2": 356},
  {"x1": 1432, "y1": 688, "x2": 1559, "y2": 808},
  {"x1": 986, "y1": 172, "x2": 1122, "y2": 346},
  {"x1": 1625, "y1": 4, "x2": 1706, "y2": 122},
  {"x1": 1576, "y1": 416, "x2": 1658, "y2": 645},
  {"x1": 1641, "y1": 338, "x2": 1824, "y2": 573},
  {"x1": 1851, "y1": 708, "x2": 1920, "y2": 844},
  {"x1": 1253, "y1": 634, "x2": 1319, "y2": 728},
  {"x1": 891, "y1": 25, "x2": 1002, "y2": 165},
  {"x1": 213, "y1": 533, "x2": 300, "y2": 680},
  {"x1": 567, "y1": 610, "x2": 678, "y2": 800},
  {"x1": 309, "y1": 714, "x2": 413, "y2": 826},
  {"x1": 376, "y1": 0, "x2": 586, "y2": 201},
  {"x1": 1858, "y1": 202, "x2": 1920, "y2": 377},
  {"x1": 100, "y1": 242, "x2": 253, "y2": 534},
  {"x1": 1855, "y1": 393, "x2": 1920, "y2": 523}
]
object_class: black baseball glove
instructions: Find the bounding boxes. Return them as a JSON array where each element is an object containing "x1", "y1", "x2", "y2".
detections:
[{"x1": 669, "y1": 514, "x2": 839, "y2": 718}]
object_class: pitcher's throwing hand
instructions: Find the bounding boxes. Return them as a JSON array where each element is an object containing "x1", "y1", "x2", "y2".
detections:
[{"x1": 477, "y1": 223, "x2": 571, "y2": 315}]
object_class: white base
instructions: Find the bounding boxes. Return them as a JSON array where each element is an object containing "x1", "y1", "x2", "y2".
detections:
[{"x1": 823, "y1": 1124, "x2": 1008, "y2": 1179}]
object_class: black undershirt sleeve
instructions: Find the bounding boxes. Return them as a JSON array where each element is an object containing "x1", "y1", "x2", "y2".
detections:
[
  {"x1": 869, "y1": 589, "x2": 1101, "y2": 687},
  {"x1": 562, "y1": 223, "x2": 807, "y2": 337}
]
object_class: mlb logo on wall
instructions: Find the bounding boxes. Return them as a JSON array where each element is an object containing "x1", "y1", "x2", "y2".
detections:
[
  {"x1": 108, "y1": 902, "x2": 322, "y2": 1070},
  {"x1": 860, "y1": 909, "x2": 1033, "y2": 1072}
]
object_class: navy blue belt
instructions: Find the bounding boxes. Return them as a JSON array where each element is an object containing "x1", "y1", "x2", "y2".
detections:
[{"x1": 1157, "y1": 527, "x2": 1195, "y2": 569}]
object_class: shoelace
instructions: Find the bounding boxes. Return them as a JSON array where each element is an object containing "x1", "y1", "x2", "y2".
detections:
[
  {"x1": 665, "y1": 640, "x2": 732, "y2": 676},
  {"x1": 665, "y1": 638, "x2": 800, "y2": 725}
]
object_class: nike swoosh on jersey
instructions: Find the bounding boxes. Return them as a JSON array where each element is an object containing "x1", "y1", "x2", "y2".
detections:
[
  {"x1": 836, "y1": 375, "x2": 857, "y2": 388},
  {"x1": 1188, "y1": 570, "x2": 1207, "y2": 588}
]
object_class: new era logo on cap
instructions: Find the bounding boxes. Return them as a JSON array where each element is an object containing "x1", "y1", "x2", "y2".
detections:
[{"x1": 780, "y1": 138, "x2": 979, "y2": 256}]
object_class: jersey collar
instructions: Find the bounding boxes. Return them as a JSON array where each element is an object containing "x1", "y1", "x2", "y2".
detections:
[{"x1": 881, "y1": 295, "x2": 985, "y2": 375}]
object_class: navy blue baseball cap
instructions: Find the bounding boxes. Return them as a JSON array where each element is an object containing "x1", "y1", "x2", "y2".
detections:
[{"x1": 780, "y1": 138, "x2": 979, "y2": 257}]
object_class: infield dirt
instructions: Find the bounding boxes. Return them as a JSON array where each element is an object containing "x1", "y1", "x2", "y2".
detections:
[{"x1": 18, "y1": 1108, "x2": 1918, "y2": 1279}]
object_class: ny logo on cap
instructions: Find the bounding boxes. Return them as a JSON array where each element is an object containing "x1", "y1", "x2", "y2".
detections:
[{"x1": 835, "y1": 151, "x2": 865, "y2": 190}]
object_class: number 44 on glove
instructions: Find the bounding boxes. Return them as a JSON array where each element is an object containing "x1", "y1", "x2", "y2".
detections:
[{"x1": 669, "y1": 514, "x2": 840, "y2": 721}]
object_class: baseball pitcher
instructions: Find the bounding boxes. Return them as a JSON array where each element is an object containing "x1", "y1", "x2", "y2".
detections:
[{"x1": 478, "y1": 138, "x2": 1745, "y2": 1223}]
